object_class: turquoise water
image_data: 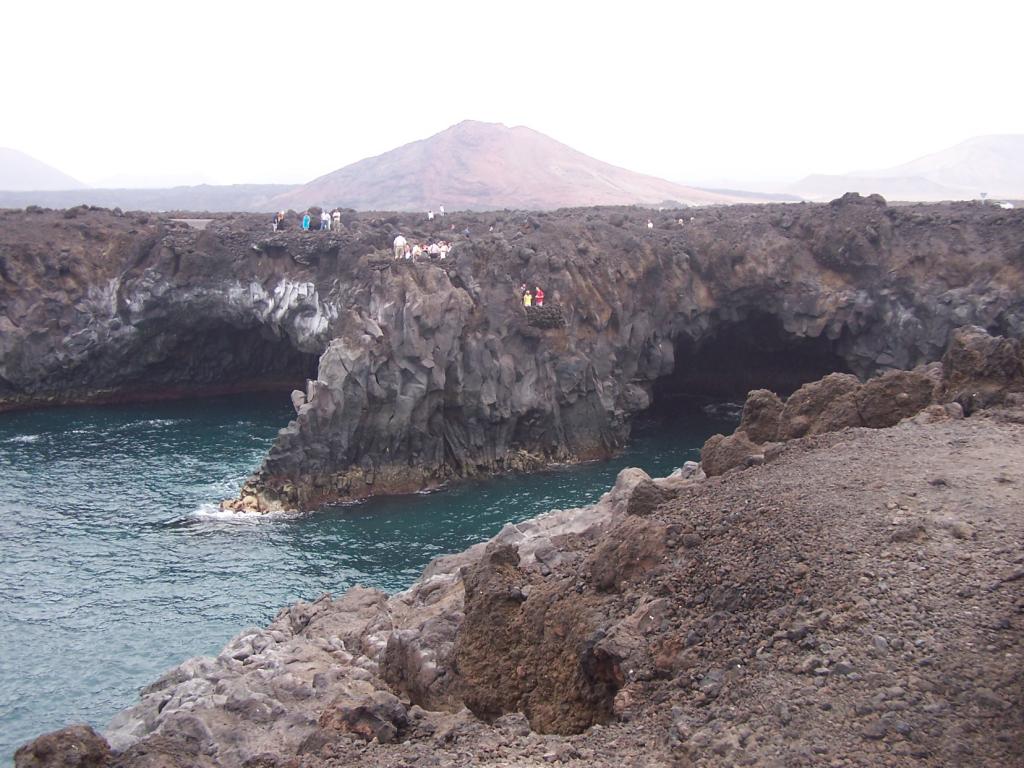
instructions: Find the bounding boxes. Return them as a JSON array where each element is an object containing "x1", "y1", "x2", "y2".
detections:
[{"x1": 0, "y1": 394, "x2": 735, "y2": 760}]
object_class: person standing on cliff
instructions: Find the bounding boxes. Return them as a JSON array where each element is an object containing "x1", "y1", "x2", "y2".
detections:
[
  {"x1": 393, "y1": 233, "x2": 407, "y2": 259},
  {"x1": 302, "y1": 212, "x2": 311, "y2": 231},
  {"x1": 534, "y1": 286, "x2": 544, "y2": 307},
  {"x1": 332, "y1": 209, "x2": 341, "y2": 230},
  {"x1": 320, "y1": 210, "x2": 330, "y2": 230},
  {"x1": 523, "y1": 288, "x2": 533, "y2": 308}
]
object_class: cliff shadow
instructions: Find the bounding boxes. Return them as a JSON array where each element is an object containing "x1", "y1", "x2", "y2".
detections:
[{"x1": 101, "y1": 321, "x2": 321, "y2": 404}]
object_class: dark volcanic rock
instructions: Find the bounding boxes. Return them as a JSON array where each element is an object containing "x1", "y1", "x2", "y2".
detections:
[{"x1": 2, "y1": 203, "x2": 1024, "y2": 509}]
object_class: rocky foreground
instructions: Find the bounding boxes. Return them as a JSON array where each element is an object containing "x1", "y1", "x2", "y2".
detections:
[{"x1": 16, "y1": 328, "x2": 1023, "y2": 767}]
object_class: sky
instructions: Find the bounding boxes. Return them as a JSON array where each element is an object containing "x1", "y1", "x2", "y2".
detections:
[{"x1": 2, "y1": 0, "x2": 1022, "y2": 188}]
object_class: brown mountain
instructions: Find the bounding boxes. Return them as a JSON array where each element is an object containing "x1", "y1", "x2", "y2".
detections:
[{"x1": 272, "y1": 120, "x2": 748, "y2": 211}]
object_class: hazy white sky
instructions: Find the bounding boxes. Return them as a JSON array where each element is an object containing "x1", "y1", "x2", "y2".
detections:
[{"x1": 2, "y1": 0, "x2": 1022, "y2": 187}]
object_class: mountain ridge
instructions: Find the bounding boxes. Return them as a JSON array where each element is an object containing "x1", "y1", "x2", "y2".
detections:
[
  {"x1": 791, "y1": 134, "x2": 1024, "y2": 201},
  {"x1": 0, "y1": 148, "x2": 86, "y2": 191},
  {"x1": 271, "y1": 120, "x2": 756, "y2": 210}
]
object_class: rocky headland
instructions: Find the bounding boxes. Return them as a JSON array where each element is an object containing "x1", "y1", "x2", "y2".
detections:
[
  {"x1": 1, "y1": 196, "x2": 1023, "y2": 513},
  {"x1": 14, "y1": 326, "x2": 1024, "y2": 767}
]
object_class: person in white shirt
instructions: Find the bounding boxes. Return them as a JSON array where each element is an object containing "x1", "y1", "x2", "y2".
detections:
[
  {"x1": 332, "y1": 210, "x2": 341, "y2": 229},
  {"x1": 321, "y1": 210, "x2": 330, "y2": 230},
  {"x1": 439, "y1": 241, "x2": 450, "y2": 259},
  {"x1": 647, "y1": 219, "x2": 654, "y2": 229},
  {"x1": 439, "y1": 205, "x2": 445, "y2": 216},
  {"x1": 393, "y1": 234, "x2": 407, "y2": 259},
  {"x1": 428, "y1": 242, "x2": 440, "y2": 259},
  {"x1": 428, "y1": 210, "x2": 435, "y2": 220}
]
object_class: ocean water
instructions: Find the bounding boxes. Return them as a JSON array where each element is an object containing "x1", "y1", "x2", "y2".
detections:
[{"x1": 0, "y1": 394, "x2": 735, "y2": 761}]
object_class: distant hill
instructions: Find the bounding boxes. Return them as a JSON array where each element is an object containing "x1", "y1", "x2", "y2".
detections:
[
  {"x1": 272, "y1": 120, "x2": 754, "y2": 211},
  {"x1": 791, "y1": 135, "x2": 1024, "y2": 201},
  {"x1": 0, "y1": 148, "x2": 85, "y2": 191},
  {"x1": 0, "y1": 184, "x2": 297, "y2": 213}
]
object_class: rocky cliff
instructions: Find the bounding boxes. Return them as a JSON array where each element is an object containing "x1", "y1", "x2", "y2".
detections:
[{"x1": 1, "y1": 197, "x2": 1023, "y2": 510}]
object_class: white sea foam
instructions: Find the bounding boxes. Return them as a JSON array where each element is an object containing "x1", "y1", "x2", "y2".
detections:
[
  {"x1": 141, "y1": 419, "x2": 182, "y2": 427},
  {"x1": 6, "y1": 434, "x2": 41, "y2": 444},
  {"x1": 189, "y1": 502, "x2": 295, "y2": 523}
]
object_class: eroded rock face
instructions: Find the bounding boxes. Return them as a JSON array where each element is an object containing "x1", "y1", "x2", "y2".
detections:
[{"x1": 2, "y1": 203, "x2": 1024, "y2": 508}]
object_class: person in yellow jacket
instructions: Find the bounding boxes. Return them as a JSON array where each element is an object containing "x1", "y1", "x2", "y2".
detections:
[{"x1": 523, "y1": 289, "x2": 533, "y2": 307}]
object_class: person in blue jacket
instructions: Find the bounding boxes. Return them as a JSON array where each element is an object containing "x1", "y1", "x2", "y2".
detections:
[{"x1": 302, "y1": 212, "x2": 311, "y2": 231}]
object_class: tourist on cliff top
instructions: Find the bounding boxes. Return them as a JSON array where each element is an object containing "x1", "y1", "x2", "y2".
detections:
[
  {"x1": 439, "y1": 205, "x2": 445, "y2": 216},
  {"x1": 393, "y1": 233, "x2": 406, "y2": 258},
  {"x1": 301, "y1": 212, "x2": 311, "y2": 231},
  {"x1": 332, "y1": 209, "x2": 341, "y2": 229},
  {"x1": 404, "y1": 244, "x2": 412, "y2": 259},
  {"x1": 428, "y1": 242, "x2": 440, "y2": 259},
  {"x1": 412, "y1": 243, "x2": 423, "y2": 259},
  {"x1": 534, "y1": 286, "x2": 544, "y2": 307},
  {"x1": 320, "y1": 210, "x2": 330, "y2": 230},
  {"x1": 523, "y1": 288, "x2": 533, "y2": 308},
  {"x1": 647, "y1": 218, "x2": 654, "y2": 229},
  {"x1": 270, "y1": 215, "x2": 278, "y2": 232},
  {"x1": 439, "y1": 241, "x2": 450, "y2": 259},
  {"x1": 428, "y1": 210, "x2": 435, "y2": 221}
]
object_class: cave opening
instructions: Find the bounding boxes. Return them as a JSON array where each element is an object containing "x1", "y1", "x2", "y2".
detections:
[
  {"x1": 648, "y1": 312, "x2": 851, "y2": 415},
  {"x1": 123, "y1": 321, "x2": 321, "y2": 400}
]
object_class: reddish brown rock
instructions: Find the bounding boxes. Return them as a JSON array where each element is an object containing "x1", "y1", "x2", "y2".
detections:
[
  {"x1": 855, "y1": 368, "x2": 937, "y2": 428},
  {"x1": 737, "y1": 389, "x2": 784, "y2": 443},
  {"x1": 14, "y1": 726, "x2": 111, "y2": 768},
  {"x1": 454, "y1": 544, "x2": 621, "y2": 734},
  {"x1": 777, "y1": 372, "x2": 862, "y2": 439},
  {"x1": 700, "y1": 430, "x2": 763, "y2": 477}
]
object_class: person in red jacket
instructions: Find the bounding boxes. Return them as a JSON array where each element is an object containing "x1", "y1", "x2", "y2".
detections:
[{"x1": 534, "y1": 286, "x2": 544, "y2": 307}]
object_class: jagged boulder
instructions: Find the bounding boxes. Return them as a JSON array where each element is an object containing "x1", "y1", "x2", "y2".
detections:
[
  {"x1": 14, "y1": 726, "x2": 111, "y2": 768},
  {"x1": 737, "y1": 389, "x2": 784, "y2": 443},
  {"x1": 454, "y1": 544, "x2": 620, "y2": 734},
  {"x1": 626, "y1": 479, "x2": 675, "y2": 516},
  {"x1": 318, "y1": 688, "x2": 408, "y2": 744},
  {"x1": 855, "y1": 367, "x2": 938, "y2": 427},
  {"x1": 942, "y1": 325, "x2": 1024, "y2": 410},
  {"x1": 381, "y1": 612, "x2": 462, "y2": 711},
  {"x1": 777, "y1": 373, "x2": 862, "y2": 440},
  {"x1": 700, "y1": 430, "x2": 764, "y2": 477},
  {"x1": 589, "y1": 516, "x2": 670, "y2": 592}
]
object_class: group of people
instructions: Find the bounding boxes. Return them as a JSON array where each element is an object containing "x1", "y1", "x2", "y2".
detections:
[
  {"x1": 519, "y1": 283, "x2": 545, "y2": 307},
  {"x1": 271, "y1": 209, "x2": 342, "y2": 232},
  {"x1": 392, "y1": 234, "x2": 452, "y2": 261}
]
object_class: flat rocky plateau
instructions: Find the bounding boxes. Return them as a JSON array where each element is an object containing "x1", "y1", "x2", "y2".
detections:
[{"x1": 18, "y1": 397, "x2": 1022, "y2": 767}]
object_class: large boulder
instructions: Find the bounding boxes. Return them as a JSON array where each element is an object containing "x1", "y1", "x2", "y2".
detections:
[
  {"x1": 700, "y1": 430, "x2": 763, "y2": 477},
  {"x1": 942, "y1": 325, "x2": 1024, "y2": 410},
  {"x1": 14, "y1": 726, "x2": 111, "y2": 768},
  {"x1": 737, "y1": 389, "x2": 784, "y2": 443},
  {"x1": 855, "y1": 368, "x2": 937, "y2": 428},
  {"x1": 777, "y1": 373, "x2": 862, "y2": 440},
  {"x1": 588, "y1": 516, "x2": 670, "y2": 592}
]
